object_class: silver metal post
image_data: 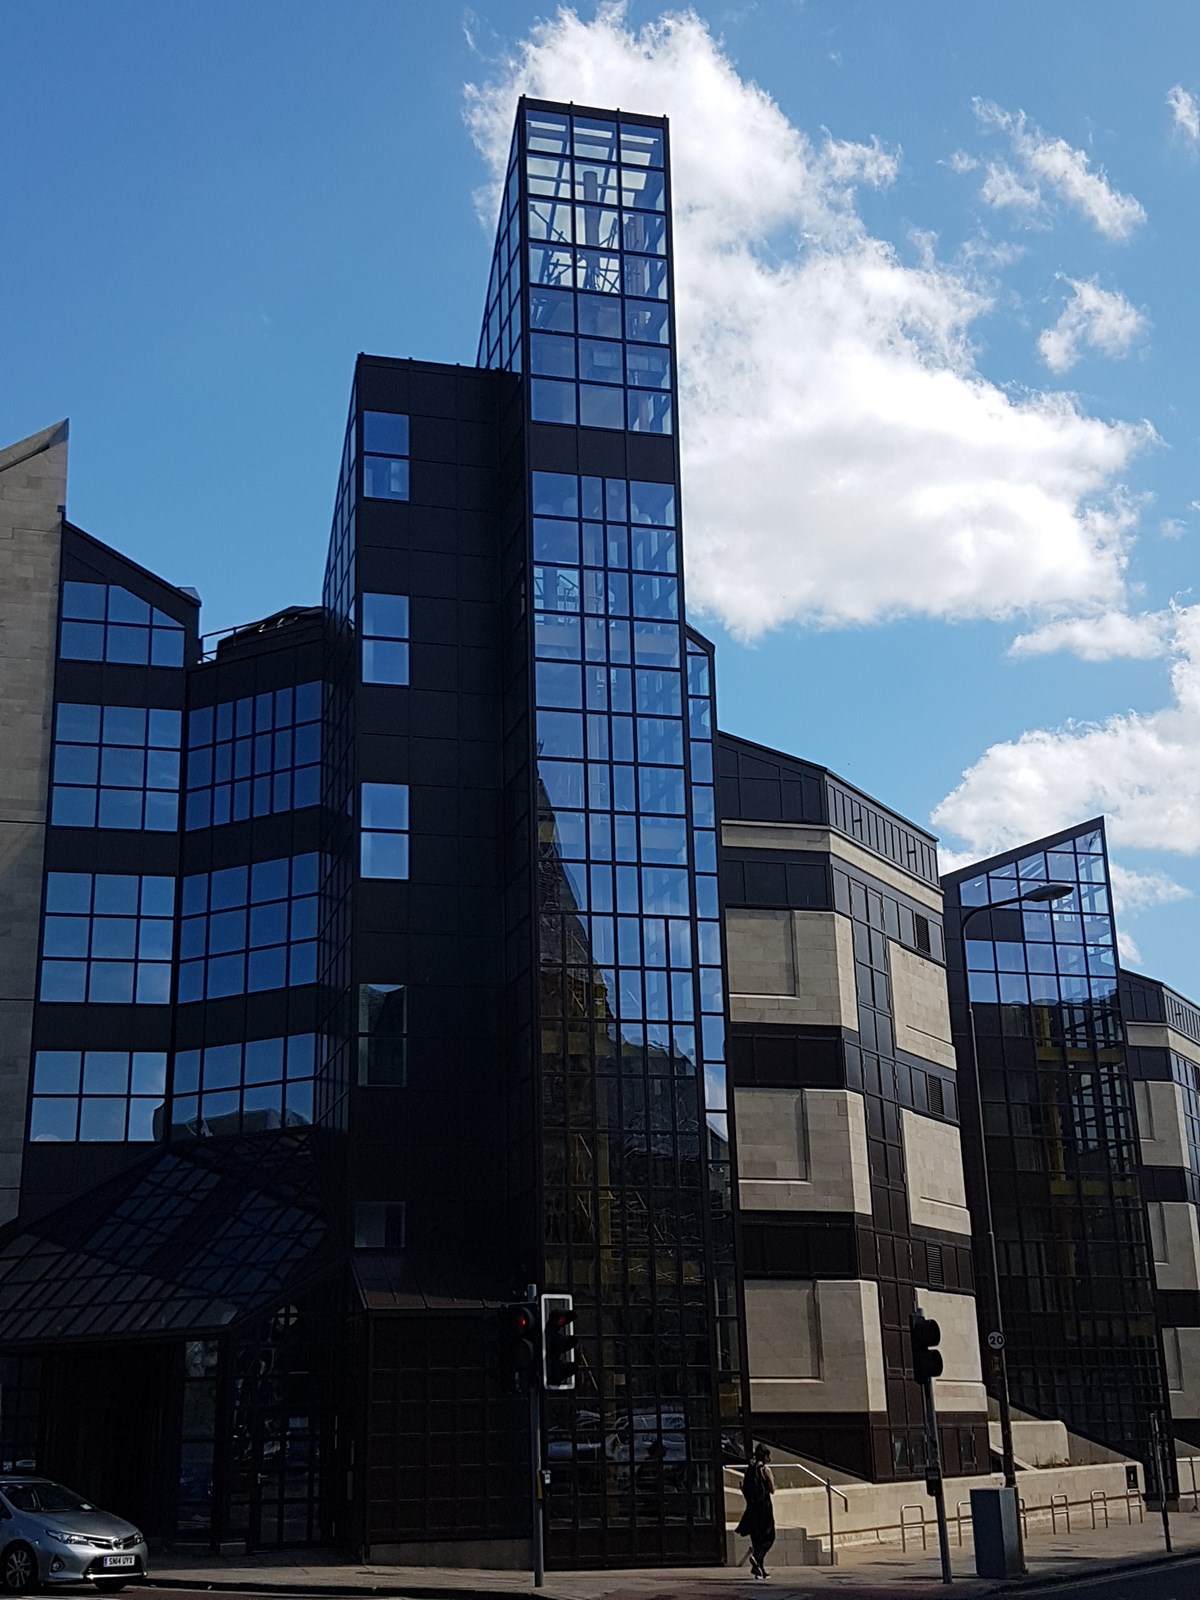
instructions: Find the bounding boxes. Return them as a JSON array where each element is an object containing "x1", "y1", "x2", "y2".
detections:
[{"x1": 826, "y1": 1479, "x2": 835, "y2": 1567}]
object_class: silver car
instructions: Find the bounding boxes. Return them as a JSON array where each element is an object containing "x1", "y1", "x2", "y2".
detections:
[{"x1": 0, "y1": 1477, "x2": 147, "y2": 1593}]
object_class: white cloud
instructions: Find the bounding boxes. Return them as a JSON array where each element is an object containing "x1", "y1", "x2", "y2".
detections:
[
  {"x1": 974, "y1": 99, "x2": 1146, "y2": 240},
  {"x1": 947, "y1": 149, "x2": 978, "y2": 174},
  {"x1": 933, "y1": 603, "x2": 1200, "y2": 858},
  {"x1": 1110, "y1": 863, "x2": 1193, "y2": 964},
  {"x1": 820, "y1": 133, "x2": 901, "y2": 187},
  {"x1": 1037, "y1": 277, "x2": 1148, "y2": 373},
  {"x1": 979, "y1": 161, "x2": 1042, "y2": 215},
  {"x1": 1109, "y1": 862, "x2": 1191, "y2": 913},
  {"x1": 1168, "y1": 84, "x2": 1200, "y2": 144},
  {"x1": 465, "y1": 8, "x2": 1153, "y2": 636},
  {"x1": 1009, "y1": 608, "x2": 1170, "y2": 661},
  {"x1": 1161, "y1": 517, "x2": 1186, "y2": 540}
]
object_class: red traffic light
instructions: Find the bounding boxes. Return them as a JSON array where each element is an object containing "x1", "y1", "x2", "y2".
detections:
[
  {"x1": 542, "y1": 1294, "x2": 577, "y2": 1391},
  {"x1": 499, "y1": 1302, "x2": 539, "y2": 1391}
]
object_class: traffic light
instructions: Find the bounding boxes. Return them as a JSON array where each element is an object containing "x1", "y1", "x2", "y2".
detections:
[
  {"x1": 910, "y1": 1309, "x2": 943, "y2": 1385},
  {"x1": 499, "y1": 1302, "x2": 539, "y2": 1393},
  {"x1": 542, "y1": 1293, "x2": 577, "y2": 1391}
]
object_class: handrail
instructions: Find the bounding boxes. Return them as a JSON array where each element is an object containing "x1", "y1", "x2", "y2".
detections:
[
  {"x1": 783, "y1": 1459, "x2": 850, "y2": 1507},
  {"x1": 767, "y1": 1460, "x2": 847, "y2": 1566}
]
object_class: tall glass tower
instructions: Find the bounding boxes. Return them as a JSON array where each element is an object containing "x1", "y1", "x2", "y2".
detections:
[{"x1": 479, "y1": 99, "x2": 745, "y2": 1565}]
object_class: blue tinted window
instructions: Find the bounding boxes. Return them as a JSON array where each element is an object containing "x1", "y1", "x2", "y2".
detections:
[
  {"x1": 61, "y1": 582, "x2": 105, "y2": 620},
  {"x1": 185, "y1": 682, "x2": 320, "y2": 829},
  {"x1": 360, "y1": 784, "x2": 410, "y2": 880},
  {"x1": 532, "y1": 472, "x2": 579, "y2": 518},
  {"x1": 40, "y1": 875, "x2": 174, "y2": 1006},
  {"x1": 362, "y1": 412, "x2": 410, "y2": 501},
  {"x1": 59, "y1": 584, "x2": 185, "y2": 665},
  {"x1": 362, "y1": 594, "x2": 410, "y2": 686},
  {"x1": 363, "y1": 411, "x2": 409, "y2": 455},
  {"x1": 363, "y1": 456, "x2": 409, "y2": 500},
  {"x1": 177, "y1": 855, "x2": 320, "y2": 1002},
  {"x1": 167, "y1": 1032, "x2": 318, "y2": 1135}
]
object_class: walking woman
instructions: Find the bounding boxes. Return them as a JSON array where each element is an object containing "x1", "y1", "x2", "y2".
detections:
[{"x1": 736, "y1": 1442, "x2": 776, "y2": 1579}]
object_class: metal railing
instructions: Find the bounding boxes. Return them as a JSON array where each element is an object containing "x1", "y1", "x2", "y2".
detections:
[
  {"x1": 778, "y1": 1460, "x2": 849, "y2": 1565},
  {"x1": 954, "y1": 1499, "x2": 972, "y2": 1546},
  {"x1": 899, "y1": 1504, "x2": 927, "y2": 1552},
  {"x1": 863, "y1": 1487, "x2": 1160, "y2": 1553}
]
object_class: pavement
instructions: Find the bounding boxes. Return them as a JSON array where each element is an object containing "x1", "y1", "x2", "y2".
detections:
[{"x1": 138, "y1": 1511, "x2": 1200, "y2": 1600}]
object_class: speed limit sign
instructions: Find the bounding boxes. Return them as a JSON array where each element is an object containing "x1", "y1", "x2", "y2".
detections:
[{"x1": 987, "y1": 1331, "x2": 1005, "y2": 1351}]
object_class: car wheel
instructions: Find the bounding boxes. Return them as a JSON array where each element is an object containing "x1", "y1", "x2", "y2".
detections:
[{"x1": 1, "y1": 1542, "x2": 39, "y2": 1594}]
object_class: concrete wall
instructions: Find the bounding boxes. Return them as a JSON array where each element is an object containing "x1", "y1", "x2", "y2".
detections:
[
  {"x1": 901, "y1": 1108, "x2": 972, "y2": 1237},
  {"x1": 921, "y1": 1287, "x2": 987, "y2": 1415},
  {"x1": 995, "y1": 1418, "x2": 1071, "y2": 1468},
  {"x1": 1127, "y1": 1021, "x2": 1200, "y2": 1066},
  {"x1": 890, "y1": 943, "x2": 956, "y2": 1069},
  {"x1": 726, "y1": 1459, "x2": 1145, "y2": 1553},
  {"x1": 1134, "y1": 1080, "x2": 1190, "y2": 1168},
  {"x1": 0, "y1": 422, "x2": 65, "y2": 1225},
  {"x1": 737, "y1": 1087, "x2": 872, "y2": 1215},
  {"x1": 746, "y1": 1278, "x2": 886, "y2": 1414},
  {"x1": 726, "y1": 907, "x2": 795, "y2": 996},
  {"x1": 1164, "y1": 1326, "x2": 1200, "y2": 1421},
  {"x1": 726, "y1": 908, "x2": 858, "y2": 1029},
  {"x1": 721, "y1": 820, "x2": 943, "y2": 914},
  {"x1": 1148, "y1": 1201, "x2": 1200, "y2": 1292}
]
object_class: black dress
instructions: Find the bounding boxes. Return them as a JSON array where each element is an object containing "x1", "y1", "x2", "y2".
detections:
[{"x1": 736, "y1": 1462, "x2": 776, "y2": 1564}]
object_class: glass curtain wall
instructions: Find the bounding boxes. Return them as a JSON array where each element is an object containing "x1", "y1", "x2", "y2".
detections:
[
  {"x1": 317, "y1": 401, "x2": 358, "y2": 1131},
  {"x1": 944, "y1": 822, "x2": 1174, "y2": 1487},
  {"x1": 483, "y1": 97, "x2": 743, "y2": 1565}
]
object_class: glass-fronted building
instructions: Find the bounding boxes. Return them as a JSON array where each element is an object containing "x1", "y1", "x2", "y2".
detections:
[
  {"x1": 0, "y1": 99, "x2": 745, "y2": 1569},
  {"x1": 943, "y1": 821, "x2": 1176, "y2": 1491}
]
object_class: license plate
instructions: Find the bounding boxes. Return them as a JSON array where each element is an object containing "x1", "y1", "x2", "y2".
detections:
[{"x1": 102, "y1": 1556, "x2": 136, "y2": 1569}]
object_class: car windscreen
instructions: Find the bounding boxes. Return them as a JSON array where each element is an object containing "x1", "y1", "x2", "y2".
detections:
[{"x1": 2, "y1": 1482, "x2": 93, "y2": 1513}]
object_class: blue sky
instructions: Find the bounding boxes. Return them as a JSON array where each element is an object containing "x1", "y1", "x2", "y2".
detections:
[{"x1": 5, "y1": 1, "x2": 1200, "y2": 991}]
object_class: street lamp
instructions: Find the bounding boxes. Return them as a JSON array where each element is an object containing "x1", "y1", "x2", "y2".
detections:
[{"x1": 954, "y1": 879, "x2": 1074, "y2": 1574}]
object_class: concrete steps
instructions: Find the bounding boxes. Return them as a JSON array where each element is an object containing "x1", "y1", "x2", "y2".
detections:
[{"x1": 725, "y1": 1525, "x2": 829, "y2": 1569}]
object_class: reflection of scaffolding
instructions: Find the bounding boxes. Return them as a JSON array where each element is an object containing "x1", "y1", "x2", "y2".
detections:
[{"x1": 528, "y1": 203, "x2": 621, "y2": 254}]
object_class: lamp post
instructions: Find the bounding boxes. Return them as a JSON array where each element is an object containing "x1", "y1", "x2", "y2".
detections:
[{"x1": 954, "y1": 880, "x2": 1074, "y2": 1575}]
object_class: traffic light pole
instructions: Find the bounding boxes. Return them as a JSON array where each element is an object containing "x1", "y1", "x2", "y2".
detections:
[
  {"x1": 916, "y1": 1317, "x2": 953, "y2": 1585},
  {"x1": 530, "y1": 1381, "x2": 545, "y2": 1587},
  {"x1": 1151, "y1": 1410, "x2": 1172, "y2": 1555}
]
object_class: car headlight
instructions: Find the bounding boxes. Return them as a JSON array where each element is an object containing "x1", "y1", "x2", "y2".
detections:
[{"x1": 45, "y1": 1529, "x2": 92, "y2": 1546}]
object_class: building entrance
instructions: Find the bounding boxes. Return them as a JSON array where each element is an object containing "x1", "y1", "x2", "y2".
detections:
[{"x1": 41, "y1": 1343, "x2": 175, "y2": 1537}]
